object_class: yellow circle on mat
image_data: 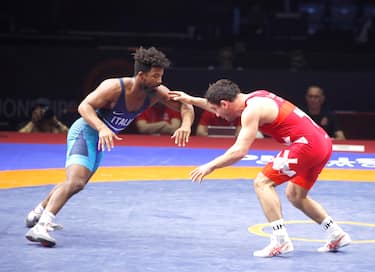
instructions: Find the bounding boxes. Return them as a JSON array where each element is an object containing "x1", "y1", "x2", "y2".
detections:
[{"x1": 248, "y1": 220, "x2": 375, "y2": 244}]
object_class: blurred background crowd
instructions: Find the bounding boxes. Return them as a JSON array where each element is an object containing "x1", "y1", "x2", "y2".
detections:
[{"x1": 1, "y1": 0, "x2": 374, "y2": 138}]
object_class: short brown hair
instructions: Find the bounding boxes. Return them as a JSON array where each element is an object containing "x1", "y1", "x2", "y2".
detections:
[{"x1": 205, "y1": 79, "x2": 241, "y2": 105}]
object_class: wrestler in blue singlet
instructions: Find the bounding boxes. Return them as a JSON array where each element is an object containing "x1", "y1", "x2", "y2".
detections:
[{"x1": 66, "y1": 79, "x2": 151, "y2": 172}]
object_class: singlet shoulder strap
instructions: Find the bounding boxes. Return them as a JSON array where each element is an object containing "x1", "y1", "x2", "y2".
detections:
[
  {"x1": 118, "y1": 78, "x2": 126, "y2": 99},
  {"x1": 98, "y1": 78, "x2": 128, "y2": 114},
  {"x1": 119, "y1": 78, "x2": 125, "y2": 91}
]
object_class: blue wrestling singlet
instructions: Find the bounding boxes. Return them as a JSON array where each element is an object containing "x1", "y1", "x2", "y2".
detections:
[{"x1": 65, "y1": 78, "x2": 151, "y2": 172}]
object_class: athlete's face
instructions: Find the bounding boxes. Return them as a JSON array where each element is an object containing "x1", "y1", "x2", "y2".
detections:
[
  {"x1": 208, "y1": 101, "x2": 237, "y2": 122},
  {"x1": 140, "y1": 67, "x2": 164, "y2": 90}
]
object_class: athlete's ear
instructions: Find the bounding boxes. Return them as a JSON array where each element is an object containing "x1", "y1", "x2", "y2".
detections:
[
  {"x1": 136, "y1": 71, "x2": 144, "y2": 77},
  {"x1": 220, "y1": 100, "x2": 229, "y2": 108}
]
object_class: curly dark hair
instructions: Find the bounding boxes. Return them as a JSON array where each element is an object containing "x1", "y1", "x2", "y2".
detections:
[
  {"x1": 133, "y1": 47, "x2": 170, "y2": 75},
  {"x1": 205, "y1": 79, "x2": 241, "y2": 105}
]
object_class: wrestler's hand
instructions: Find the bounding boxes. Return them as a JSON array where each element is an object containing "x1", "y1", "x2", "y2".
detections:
[
  {"x1": 190, "y1": 163, "x2": 214, "y2": 183},
  {"x1": 168, "y1": 91, "x2": 193, "y2": 104},
  {"x1": 171, "y1": 126, "x2": 191, "y2": 147},
  {"x1": 98, "y1": 126, "x2": 122, "y2": 151}
]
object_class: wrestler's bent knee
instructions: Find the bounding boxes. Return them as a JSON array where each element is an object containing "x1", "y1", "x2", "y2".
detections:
[
  {"x1": 253, "y1": 172, "x2": 273, "y2": 191},
  {"x1": 64, "y1": 179, "x2": 87, "y2": 195}
]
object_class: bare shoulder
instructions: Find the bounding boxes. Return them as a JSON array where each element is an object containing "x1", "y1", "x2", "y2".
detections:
[
  {"x1": 248, "y1": 95, "x2": 278, "y2": 108},
  {"x1": 156, "y1": 84, "x2": 170, "y2": 94},
  {"x1": 88, "y1": 78, "x2": 123, "y2": 103},
  {"x1": 246, "y1": 96, "x2": 278, "y2": 125},
  {"x1": 244, "y1": 96, "x2": 265, "y2": 111},
  {"x1": 120, "y1": 77, "x2": 134, "y2": 86},
  {"x1": 153, "y1": 84, "x2": 171, "y2": 101},
  {"x1": 96, "y1": 78, "x2": 121, "y2": 91},
  {"x1": 152, "y1": 85, "x2": 182, "y2": 110}
]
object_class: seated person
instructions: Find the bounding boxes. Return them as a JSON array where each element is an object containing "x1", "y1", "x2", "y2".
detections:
[
  {"x1": 18, "y1": 98, "x2": 69, "y2": 133},
  {"x1": 196, "y1": 110, "x2": 241, "y2": 136},
  {"x1": 196, "y1": 109, "x2": 264, "y2": 138},
  {"x1": 135, "y1": 102, "x2": 182, "y2": 135},
  {"x1": 303, "y1": 85, "x2": 346, "y2": 140},
  {"x1": 60, "y1": 102, "x2": 80, "y2": 127}
]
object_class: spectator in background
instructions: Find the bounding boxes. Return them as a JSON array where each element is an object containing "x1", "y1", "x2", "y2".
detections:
[
  {"x1": 303, "y1": 85, "x2": 346, "y2": 140},
  {"x1": 135, "y1": 102, "x2": 182, "y2": 135},
  {"x1": 60, "y1": 102, "x2": 80, "y2": 128},
  {"x1": 196, "y1": 109, "x2": 241, "y2": 136},
  {"x1": 18, "y1": 98, "x2": 69, "y2": 133},
  {"x1": 196, "y1": 109, "x2": 264, "y2": 138},
  {"x1": 208, "y1": 46, "x2": 244, "y2": 71}
]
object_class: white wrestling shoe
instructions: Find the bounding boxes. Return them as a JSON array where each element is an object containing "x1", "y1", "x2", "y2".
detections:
[
  {"x1": 25, "y1": 210, "x2": 63, "y2": 230},
  {"x1": 25, "y1": 223, "x2": 57, "y2": 247},
  {"x1": 253, "y1": 235, "x2": 294, "y2": 258},
  {"x1": 25, "y1": 210, "x2": 41, "y2": 228},
  {"x1": 317, "y1": 231, "x2": 351, "y2": 252}
]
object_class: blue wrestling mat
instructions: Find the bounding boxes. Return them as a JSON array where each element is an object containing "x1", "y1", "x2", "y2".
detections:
[
  {"x1": 0, "y1": 136, "x2": 374, "y2": 272},
  {"x1": 1, "y1": 143, "x2": 374, "y2": 170},
  {"x1": 1, "y1": 180, "x2": 374, "y2": 272}
]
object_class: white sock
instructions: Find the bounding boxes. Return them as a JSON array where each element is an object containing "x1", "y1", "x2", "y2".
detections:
[
  {"x1": 271, "y1": 218, "x2": 288, "y2": 237},
  {"x1": 33, "y1": 203, "x2": 44, "y2": 215},
  {"x1": 321, "y1": 216, "x2": 343, "y2": 235},
  {"x1": 39, "y1": 210, "x2": 55, "y2": 225}
]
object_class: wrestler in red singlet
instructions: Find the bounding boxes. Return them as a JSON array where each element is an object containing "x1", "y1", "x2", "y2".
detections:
[
  {"x1": 246, "y1": 90, "x2": 332, "y2": 190},
  {"x1": 171, "y1": 80, "x2": 351, "y2": 257}
]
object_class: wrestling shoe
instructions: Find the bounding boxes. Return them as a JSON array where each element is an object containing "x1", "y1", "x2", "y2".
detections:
[
  {"x1": 25, "y1": 210, "x2": 63, "y2": 230},
  {"x1": 25, "y1": 223, "x2": 57, "y2": 247},
  {"x1": 253, "y1": 235, "x2": 294, "y2": 258},
  {"x1": 25, "y1": 210, "x2": 41, "y2": 228},
  {"x1": 317, "y1": 231, "x2": 351, "y2": 252}
]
